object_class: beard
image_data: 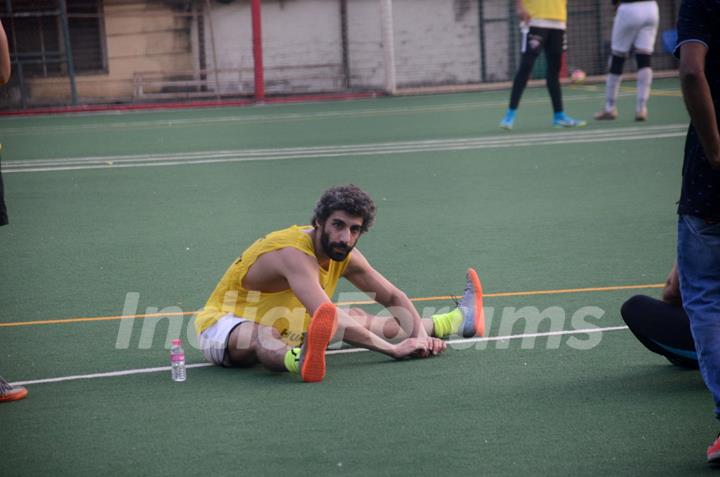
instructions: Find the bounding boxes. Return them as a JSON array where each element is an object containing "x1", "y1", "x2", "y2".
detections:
[{"x1": 320, "y1": 229, "x2": 353, "y2": 261}]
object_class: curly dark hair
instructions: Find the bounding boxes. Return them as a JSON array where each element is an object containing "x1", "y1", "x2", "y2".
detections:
[{"x1": 311, "y1": 184, "x2": 376, "y2": 232}]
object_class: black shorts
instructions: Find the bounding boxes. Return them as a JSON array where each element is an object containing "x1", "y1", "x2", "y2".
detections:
[
  {"x1": 0, "y1": 158, "x2": 7, "y2": 226},
  {"x1": 523, "y1": 27, "x2": 566, "y2": 56}
]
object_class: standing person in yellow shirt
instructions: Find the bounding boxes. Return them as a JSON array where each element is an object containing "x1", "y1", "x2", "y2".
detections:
[
  {"x1": 500, "y1": 0, "x2": 586, "y2": 130},
  {"x1": 195, "y1": 184, "x2": 485, "y2": 383}
]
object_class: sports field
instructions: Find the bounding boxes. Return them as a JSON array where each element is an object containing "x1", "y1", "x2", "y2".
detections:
[{"x1": 0, "y1": 78, "x2": 715, "y2": 475}]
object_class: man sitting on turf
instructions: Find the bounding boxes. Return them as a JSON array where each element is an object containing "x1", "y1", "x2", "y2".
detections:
[{"x1": 194, "y1": 184, "x2": 485, "y2": 382}]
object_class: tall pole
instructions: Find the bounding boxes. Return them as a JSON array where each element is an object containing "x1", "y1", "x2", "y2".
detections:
[{"x1": 251, "y1": 0, "x2": 264, "y2": 102}]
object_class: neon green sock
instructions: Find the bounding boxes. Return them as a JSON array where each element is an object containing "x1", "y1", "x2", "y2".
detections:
[
  {"x1": 431, "y1": 308, "x2": 463, "y2": 338},
  {"x1": 284, "y1": 347, "x2": 301, "y2": 374}
]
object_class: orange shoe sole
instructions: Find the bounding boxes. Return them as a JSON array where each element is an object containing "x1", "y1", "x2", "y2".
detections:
[
  {"x1": 301, "y1": 303, "x2": 338, "y2": 383},
  {"x1": 467, "y1": 268, "x2": 486, "y2": 337},
  {"x1": 707, "y1": 435, "x2": 720, "y2": 463},
  {"x1": 0, "y1": 385, "x2": 28, "y2": 402}
]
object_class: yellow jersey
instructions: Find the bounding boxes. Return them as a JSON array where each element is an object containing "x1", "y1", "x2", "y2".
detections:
[
  {"x1": 523, "y1": 0, "x2": 567, "y2": 22},
  {"x1": 194, "y1": 225, "x2": 351, "y2": 346}
]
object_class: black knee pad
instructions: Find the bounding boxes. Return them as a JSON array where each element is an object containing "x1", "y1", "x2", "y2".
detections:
[
  {"x1": 609, "y1": 55, "x2": 625, "y2": 75},
  {"x1": 636, "y1": 53, "x2": 651, "y2": 70}
]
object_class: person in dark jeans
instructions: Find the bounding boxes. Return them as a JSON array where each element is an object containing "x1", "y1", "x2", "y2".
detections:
[{"x1": 673, "y1": 0, "x2": 720, "y2": 464}]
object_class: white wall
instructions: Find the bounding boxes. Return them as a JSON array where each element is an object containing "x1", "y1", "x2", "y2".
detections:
[
  {"x1": 202, "y1": 0, "x2": 344, "y2": 94},
  {"x1": 483, "y1": 0, "x2": 513, "y2": 82},
  {"x1": 391, "y1": 0, "x2": 481, "y2": 86},
  {"x1": 201, "y1": 0, "x2": 493, "y2": 94},
  {"x1": 346, "y1": 0, "x2": 384, "y2": 89}
]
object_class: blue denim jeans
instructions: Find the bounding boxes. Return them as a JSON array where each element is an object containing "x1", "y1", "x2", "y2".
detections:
[{"x1": 677, "y1": 214, "x2": 720, "y2": 419}]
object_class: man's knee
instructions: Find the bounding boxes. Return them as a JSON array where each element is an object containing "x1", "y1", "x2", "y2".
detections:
[
  {"x1": 340, "y1": 307, "x2": 378, "y2": 335},
  {"x1": 347, "y1": 307, "x2": 371, "y2": 320},
  {"x1": 227, "y1": 322, "x2": 260, "y2": 366}
]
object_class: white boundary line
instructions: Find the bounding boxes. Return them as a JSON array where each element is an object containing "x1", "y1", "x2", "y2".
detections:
[
  {"x1": 4, "y1": 124, "x2": 687, "y2": 173},
  {"x1": 10, "y1": 325, "x2": 629, "y2": 387},
  {"x1": 0, "y1": 93, "x2": 634, "y2": 136}
]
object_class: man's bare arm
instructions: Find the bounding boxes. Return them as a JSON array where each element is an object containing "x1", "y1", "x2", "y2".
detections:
[
  {"x1": 0, "y1": 20, "x2": 10, "y2": 85},
  {"x1": 276, "y1": 249, "x2": 428, "y2": 358},
  {"x1": 662, "y1": 263, "x2": 681, "y2": 305},
  {"x1": 679, "y1": 42, "x2": 720, "y2": 170},
  {"x1": 343, "y1": 249, "x2": 429, "y2": 340},
  {"x1": 516, "y1": 0, "x2": 530, "y2": 23}
]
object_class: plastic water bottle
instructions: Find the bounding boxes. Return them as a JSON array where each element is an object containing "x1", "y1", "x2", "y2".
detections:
[
  {"x1": 519, "y1": 22, "x2": 530, "y2": 54},
  {"x1": 170, "y1": 339, "x2": 186, "y2": 382}
]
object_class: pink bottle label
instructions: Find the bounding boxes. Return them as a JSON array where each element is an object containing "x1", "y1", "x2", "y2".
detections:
[{"x1": 171, "y1": 353, "x2": 185, "y2": 362}]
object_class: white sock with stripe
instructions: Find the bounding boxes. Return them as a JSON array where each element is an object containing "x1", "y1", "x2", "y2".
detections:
[
  {"x1": 636, "y1": 67, "x2": 653, "y2": 113},
  {"x1": 605, "y1": 73, "x2": 622, "y2": 112}
]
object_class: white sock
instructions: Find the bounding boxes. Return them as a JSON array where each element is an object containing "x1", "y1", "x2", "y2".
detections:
[
  {"x1": 605, "y1": 74, "x2": 622, "y2": 111},
  {"x1": 636, "y1": 67, "x2": 653, "y2": 112}
]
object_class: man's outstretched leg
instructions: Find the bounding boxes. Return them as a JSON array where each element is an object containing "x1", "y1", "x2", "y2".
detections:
[
  {"x1": 346, "y1": 268, "x2": 485, "y2": 341},
  {"x1": 250, "y1": 304, "x2": 336, "y2": 382},
  {"x1": 204, "y1": 305, "x2": 337, "y2": 382}
]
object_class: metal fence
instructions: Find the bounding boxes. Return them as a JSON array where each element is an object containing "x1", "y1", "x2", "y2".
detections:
[{"x1": 0, "y1": 0, "x2": 680, "y2": 110}]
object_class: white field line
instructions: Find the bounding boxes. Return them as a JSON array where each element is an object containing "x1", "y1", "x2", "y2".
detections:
[
  {"x1": 3, "y1": 124, "x2": 687, "y2": 173},
  {"x1": 0, "y1": 93, "x2": 632, "y2": 136},
  {"x1": 10, "y1": 325, "x2": 629, "y2": 387}
]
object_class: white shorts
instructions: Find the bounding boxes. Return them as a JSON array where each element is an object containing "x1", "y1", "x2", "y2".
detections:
[
  {"x1": 611, "y1": 1, "x2": 659, "y2": 56},
  {"x1": 198, "y1": 314, "x2": 250, "y2": 366}
]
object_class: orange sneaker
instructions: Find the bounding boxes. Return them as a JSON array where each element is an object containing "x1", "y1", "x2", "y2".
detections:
[
  {"x1": 708, "y1": 434, "x2": 720, "y2": 464},
  {"x1": 300, "y1": 303, "x2": 338, "y2": 383},
  {"x1": 0, "y1": 376, "x2": 28, "y2": 403},
  {"x1": 459, "y1": 268, "x2": 486, "y2": 337}
]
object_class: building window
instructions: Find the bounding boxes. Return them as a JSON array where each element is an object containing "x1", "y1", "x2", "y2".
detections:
[{"x1": 1, "y1": 0, "x2": 106, "y2": 77}]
